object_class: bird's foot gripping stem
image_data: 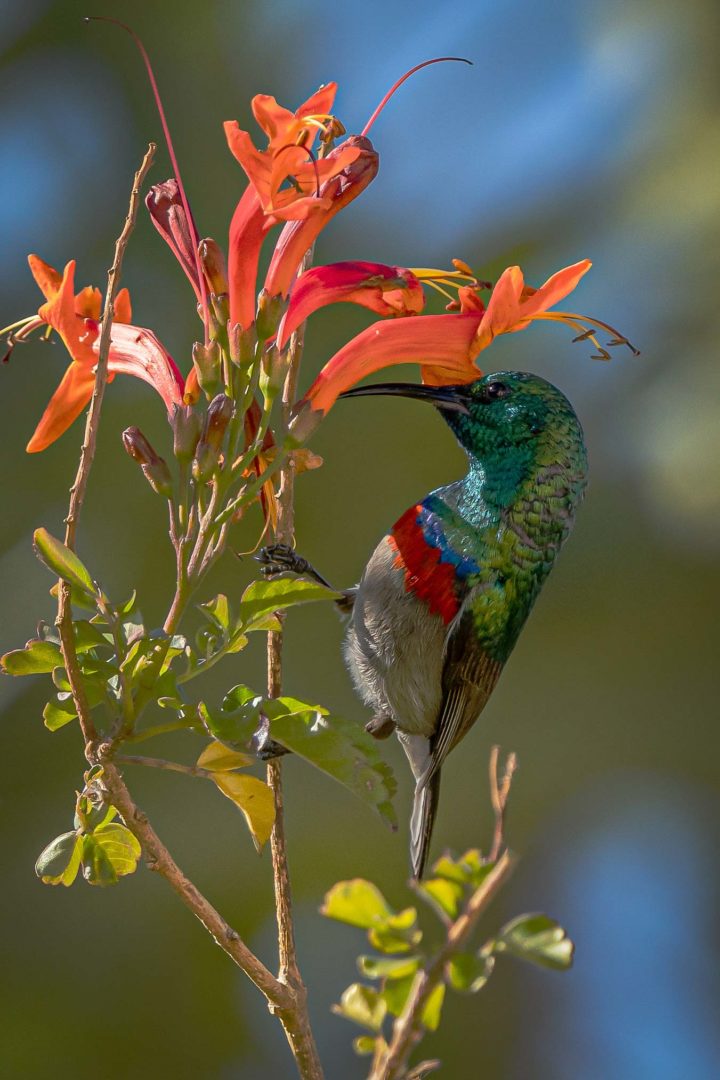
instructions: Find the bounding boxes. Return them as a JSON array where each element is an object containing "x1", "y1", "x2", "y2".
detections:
[{"x1": 256, "y1": 543, "x2": 356, "y2": 614}]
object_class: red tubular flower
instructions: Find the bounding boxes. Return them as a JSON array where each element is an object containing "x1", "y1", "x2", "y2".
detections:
[
  {"x1": 301, "y1": 260, "x2": 594, "y2": 415},
  {"x1": 264, "y1": 136, "x2": 379, "y2": 300},
  {"x1": 22, "y1": 256, "x2": 183, "y2": 453},
  {"x1": 228, "y1": 185, "x2": 274, "y2": 331},
  {"x1": 223, "y1": 83, "x2": 361, "y2": 221},
  {"x1": 277, "y1": 261, "x2": 424, "y2": 349}
]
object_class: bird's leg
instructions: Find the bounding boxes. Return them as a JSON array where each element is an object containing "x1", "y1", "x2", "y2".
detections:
[
  {"x1": 251, "y1": 713, "x2": 291, "y2": 761},
  {"x1": 365, "y1": 713, "x2": 396, "y2": 740},
  {"x1": 256, "y1": 543, "x2": 356, "y2": 614}
]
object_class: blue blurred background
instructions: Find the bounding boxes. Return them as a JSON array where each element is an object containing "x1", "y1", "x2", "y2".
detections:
[{"x1": 1, "y1": 0, "x2": 719, "y2": 1076}]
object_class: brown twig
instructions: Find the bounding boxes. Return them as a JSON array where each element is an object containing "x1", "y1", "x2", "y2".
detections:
[
  {"x1": 370, "y1": 851, "x2": 516, "y2": 1080},
  {"x1": 116, "y1": 753, "x2": 222, "y2": 781},
  {"x1": 488, "y1": 745, "x2": 518, "y2": 864},
  {"x1": 56, "y1": 142, "x2": 156, "y2": 750},
  {"x1": 263, "y1": 242, "x2": 324, "y2": 1077},
  {"x1": 369, "y1": 747, "x2": 519, "y2": 1079}
]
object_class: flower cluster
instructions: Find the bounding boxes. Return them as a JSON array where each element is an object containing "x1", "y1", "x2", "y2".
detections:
[{"x1": 3, "y1": 69, "x2": 636, "y2": 464}]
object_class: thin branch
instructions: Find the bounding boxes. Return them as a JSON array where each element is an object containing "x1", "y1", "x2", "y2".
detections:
[
  {"x1": 370, "y1": 850, "x2": 516, "y2": 1080},
  {"x1": 116, "y1": 753, "x2": 222, "y2": 781},
  {"x1": 488, "y1": 745, "x2": 518, "y2": 864},
  {"x1": 56, "y1": 142, "x2": 156, "y2": 749},
  {"x1": 264, "y1": 238, "x2": 324, "y2": 1079}
]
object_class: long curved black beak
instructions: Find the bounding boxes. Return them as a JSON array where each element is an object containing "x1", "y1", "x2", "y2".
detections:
[{"x1": 339, "y1": 383, "x2": 470, "y2": 414}]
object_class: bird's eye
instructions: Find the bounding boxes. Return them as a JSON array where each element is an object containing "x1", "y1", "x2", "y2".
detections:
[{"x1": 479, "y1": 381, "x2": 511, "y2": 403}]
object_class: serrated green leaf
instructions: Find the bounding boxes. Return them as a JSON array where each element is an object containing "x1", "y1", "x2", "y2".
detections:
[
  {"x1": 321, "y1": 879, "x2": 393, "y2": 928},
  {"x1": 416, "y1": 876, "x2": 464, "y2": 921},
  {"x1": 212, "y1": 773, "x2": 275, "y2": 851},
  {"x1": 381, "y1": 973, "x2": 416, "y2": 1017},
  {"x1": 332, "y1": 984, "x2": 386, "y2": 1032},
  {"x1": 237, "y1": 577, "x2": 341, "y2": 626},
  {"x1": 1, "y1": 639, "x2": 63, "y2": 676},
  {"x1": 420, "y1": 983, "x2": 445, "y2": 1031},
  {"x1": 43, "y1": 694, "x2": 77, "y2": 731},
  {"x1": 352, "y1": 1035, "x2": 378, "y2": 1057},
  {"x1": 33, "y1": 529, "x2": 96, "y2": 596},
  {"x1": 35, "y1": 831, "x2": 83, "y2": 886},
  {"x1": 495, "y1": 913, "x2": 575, "y2": 970},
  {"x1": 92, "y1": 821, "x2": 142, "y2": 879},
  {"x1": 369, "y1": 908, "x2": 422, "y2": 954},
  {"x1": 358, "y1": 955, "x2": 421, "y2": 980},
  {"x1": 446, "y1": 952, "x2": 495, "y2": 993},
  {"x1": 267, "y1": 705, "x2": 397, "y2": 828},
  {"x1": 197, "y1": 740, "x2": 254, "y2": 771}
]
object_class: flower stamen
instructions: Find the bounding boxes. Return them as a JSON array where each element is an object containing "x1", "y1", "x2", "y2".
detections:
[{"x1": 362, "y1": 57, "x2": 472, "y2": 136}]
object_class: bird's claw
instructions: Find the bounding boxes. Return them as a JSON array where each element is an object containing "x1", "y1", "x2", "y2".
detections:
[{"x1": 255, "y1": 543, "x2": 307, "y2": 579}]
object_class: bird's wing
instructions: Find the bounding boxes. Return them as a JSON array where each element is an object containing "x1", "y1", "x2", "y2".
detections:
[{"x1": 422, "y1": 586, "x2": 504, "y2": 785}]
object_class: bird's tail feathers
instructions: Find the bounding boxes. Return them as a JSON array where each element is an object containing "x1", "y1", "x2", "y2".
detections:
[{"x1": 409, "y1": 770, "x2": 442, "y2": 880}]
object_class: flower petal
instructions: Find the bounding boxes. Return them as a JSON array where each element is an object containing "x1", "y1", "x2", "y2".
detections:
[
  {"x1": 278, "y1": 261, "x2": 424, "y2": 348},
  {"x1": 26, "y1": 361, "x2": 95, "y2": 453},
  {"x1": 303, "y1": 313, "x2": 482, "y2": 414},
  {"x1": 99, "y1": 323, "x2": 185, "y2": 413},
  {"x1": 27, "y1": 255, "x2": 63, "y2": 302},
  {"x1": 265, "y1": 135, "x2": 379, "y2": 299},
  {"x1": 228, "y1": 185, "x2": 274, "y2": 330},
  {"x1": 146, "y1": 180, "x2": 202, "y2": 301}
]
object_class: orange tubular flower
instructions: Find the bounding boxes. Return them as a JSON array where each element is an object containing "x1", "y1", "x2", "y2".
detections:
[
  {"x1": 277, "y1": 261, "x2": 424, "y2": 348},
  {"x1": 223, "y1": 83, "x2": 361, "y2": 221},
  {"x1": 300, "y1": 260, "x2": 594, "y2": 415},
  {"x1": 21, "y1": 256, "x2": 183, "y2": 453}
]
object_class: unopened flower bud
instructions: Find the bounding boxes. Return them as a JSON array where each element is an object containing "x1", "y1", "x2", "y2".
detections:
[
  {"x1": 191, "y1": 340, "x2": 223, "y2": 398},
  {"x1": 199, "y1": 238, "x2": 229, "y2": 295},
  {"x1": 122, "y1": 426, "x2": 173, "y2": 498},
  {"x1": 229, "y1": 324, "x2": 257, "y2": 368},
  {"x1": 193, "y1": 394, "x2": 234, "y2": 482},
  {"x1": 210, "y1": 292, "x2": 230, "y2": 325},
  {"x1": 260, "y1": 345, "x2": 290, "y2": 395},
  {"x1": 171, "y1": 404, "x2": 201, "y2": 462},
  {"x1": 255, "y1": 289, "x2": 286, "y2": 341}
]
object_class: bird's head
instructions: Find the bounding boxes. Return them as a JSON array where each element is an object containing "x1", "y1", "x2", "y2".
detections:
[{"x1": 340, "y1": 371, "x2": 585, "y2": 469}]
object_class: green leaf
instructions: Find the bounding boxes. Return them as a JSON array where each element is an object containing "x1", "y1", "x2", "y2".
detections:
[
  {"x1": 35, "y1": 831, "x2": 83, "y2": 886},
  {"x1": 200, "y1": 687, "x2": 264, "y2": 749},
  {"x1": 73, "y1": 621, "x2": 112, "y2": 653},
  {"x1": 331, "y1": 984, "x2": 386, "y2": 1032},
  {"x1": 237, "y1": 577, "x2": 341, "y2": 625},
  {"x1": 352, "y1": 1035, "x2": 379, "y2": 1057},
  {"x1": 196, "y1": 740, "x2": 254, "y2": 771},
  {"x1": 211, "y1": 773, "x2": 275, "y2": 851},
  {"x1": 494, "y1": 913, "x2": 575, "y2": 971},
  {"x1": 358, "y1": 955, "x2": 421, "y2": 980},
  {"x1": 266, "y1": 704, "x2": 397, "y2": 828},
  {"x1": 92, "y1": 821, "x2": 142, "y2": 879},
  {"x1": 381, "y1": 973, "x2": 416, "y2": 1017},
  {"x1": 43, "y1": 694, "x2": 77, "y2": 731},
  {"x1": 33, "y1": 528, "x2": 96, "y2": 596},
  {"x1": 420, "y1": 983, "x2": 445, "y2": 1031},
  {"x1": 416, "y1": 876, "x2": 465, "y2": 921},
  {"x1": 446, "y1": 952, "x2": 495, "y2": 993},
  {"x1": 1, "y1": 639, "x2": 63, "y2": 676},
  {"x1": 369, "y1": 908, "x2": 422, "y2": 954},
  {"x1": 81, "y1": 834, "x2": 118, "y2": 886},
  {"x1": 199, "y1": 593, "x2": 231, "y2": 632},
  {"x1": 321, "y1": 879, "x2": 393, "y2": 928}
]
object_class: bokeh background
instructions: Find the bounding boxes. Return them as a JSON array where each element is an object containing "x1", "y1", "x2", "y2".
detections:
[{"x1": 1, "y1": 0, "x2": 719, "y2": 1076}]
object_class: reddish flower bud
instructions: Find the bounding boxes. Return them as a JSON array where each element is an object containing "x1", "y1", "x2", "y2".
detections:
[
  {"x1": 228, "y1": 324, "x2": 257, "y2": 368},
  {"x1": 199, "y1": 239, "x2": 229, "y2": 295},
  {"x1": 122, "y1": 426, "x2": 173, "y2": 498},
  {"x1": 193, "y1": 394, "x2": 234, "y2": 481},
  {"x1": 255, "y1": 289, "x2": 286, "y2": 341},
  {"x1": 146, "y1": 180, "x2": 201, "y2": 301}
]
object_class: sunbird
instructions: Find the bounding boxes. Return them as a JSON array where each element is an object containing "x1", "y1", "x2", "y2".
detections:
[{"x1": 260, "y1": 371, "x2": 588, "y2": 878}]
